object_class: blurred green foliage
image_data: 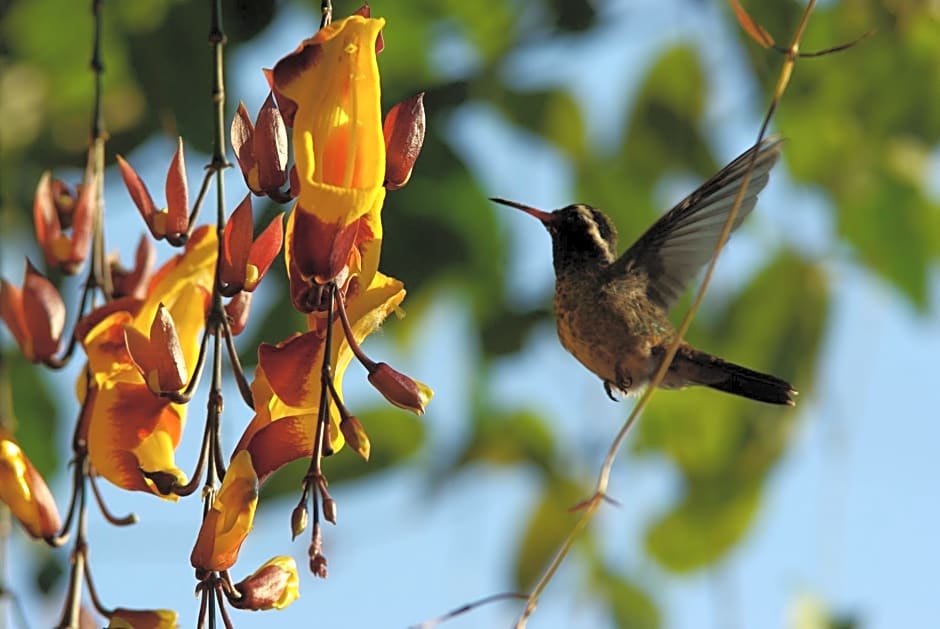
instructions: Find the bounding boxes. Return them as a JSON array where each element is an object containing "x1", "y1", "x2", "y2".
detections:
[{"x1": 1, "y1": 0, "x2": 937, "y2": 626}]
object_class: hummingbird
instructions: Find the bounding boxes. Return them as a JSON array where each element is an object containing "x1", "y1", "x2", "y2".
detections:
[{"x1": 492, "y1": 137, "x2": 795, "y2": 406}]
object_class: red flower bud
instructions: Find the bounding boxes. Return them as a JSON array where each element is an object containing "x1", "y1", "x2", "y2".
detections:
[
  {"x1": 225, "y1": 291, "x2": 252, "y2": 337},
  {"x1": 220, "y1": 195, "x2": 283, "y2": 296},
  {"x1": 383, "y1": 93, "x2": 426, "y2": 190},
  {"x1": 231, "y1": 557, "x2": 300, "y2": 611},
  {"x1": 109, "y1": 235, "x2": 156, "y2": 300},
  {"x1": 231, "y1": 94, "x2": 289, "y2": 198},
  {"x1": 32, "y1": 171, "x2": 94, "y2": 275},
  {"x1": 124, "y1": 304, "x2": 189, "y2": 394},
  {"x1": 367, "y1": 362, "x2": 432, "y2": 415},
  {"x1": 117, "y1": 138, "x2": 190, "y2": 243},
  {"x1": 0, "y1": 260, "x2": 66, "y2": 363}
]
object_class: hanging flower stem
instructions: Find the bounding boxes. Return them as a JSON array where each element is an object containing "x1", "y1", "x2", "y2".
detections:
[{"x1": 54, "y1": 457, "x2": 88, "y2": 628}]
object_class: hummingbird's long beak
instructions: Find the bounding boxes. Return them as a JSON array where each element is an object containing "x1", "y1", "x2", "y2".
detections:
[{"x1": 490, "y1": 197, "x2": 556, "y2": 224}]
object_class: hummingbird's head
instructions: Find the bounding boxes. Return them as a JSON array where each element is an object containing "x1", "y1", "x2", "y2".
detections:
[{"x1": 491, "y1": 198, "x2": 618, "y2": 270}]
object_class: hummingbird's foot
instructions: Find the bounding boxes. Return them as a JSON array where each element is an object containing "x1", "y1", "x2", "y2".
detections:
[
  {"x1": 604, "y1": 380, "x2": 619, "y2": 401},
  {"x1": 604, "y1": 369, "x2": 634, "y2": 401}
]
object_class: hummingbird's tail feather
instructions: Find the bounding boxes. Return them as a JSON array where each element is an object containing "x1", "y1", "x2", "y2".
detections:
[{"x1": 667, "y1": 346, "x2": 796, "y2": 406}]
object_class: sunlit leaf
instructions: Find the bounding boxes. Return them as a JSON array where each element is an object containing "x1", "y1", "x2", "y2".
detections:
[{"x1": 645, "y1": 480, "x2": 761, "y2": 572}]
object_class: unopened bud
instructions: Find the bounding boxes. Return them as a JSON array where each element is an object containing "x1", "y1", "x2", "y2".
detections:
[
  {"x1": 339, "y1": 416, "x2": 371, "y2": 461},
  {"x1": 290, "y1": 503, "x2": 308, "y2": 540},
  {"x1": 225, "y1": 291, "x2": 252, "y2": 336},
  {"x1": 309, "y1": 552, "x2": 328, "y2": 579},
  {"x1": 367, "y1": 362, "x2": 432, "y2": 415},
  {"x1": 0, "y1": 261, "x2": 66, "y2": 363},
  {"x1": 322, "y1": 496, "x2": 337, "y2": 525},
  {"x1": 308, "y1": 528, "x2": 327, "y2": 578},
  {"x1": 231, "y1": 556, "x2": 300, "y2": 611},
  {"x1": 383, "y1": 92, "x2": 425, "y2": 190}
]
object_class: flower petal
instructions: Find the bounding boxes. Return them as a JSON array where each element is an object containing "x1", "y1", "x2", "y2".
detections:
[
  {"x1": 221, "y1": 195, "x2": 254, "y2": 293},
  {"x1": 32, "y1": 171, "x2": 62, "y2": 267},
  {"x1": 190, "y1": 451, "x2": 258, "y2": 572},
  {"x1": 254, "y1": 92, "x2": 289, "y2": 192},
  {"x1": 116, "y1": 155, "x2": 160, "y2": 237},
  {"x1": 0, "y1": 427, "x2": 62, "y2": 539},
  {"x1": 22, "y1": 260, "x2": 66, "y2": 362},
  {"x1": 108, "y1": 608, "x2": 178, "y2": 629},
  {"x1": 259, "y1": 331, "x2": 324, "y2": 408},
  {"x1": 0, "y1": 279, "x2": 31, "y2": 361},
  {"x1": 164, "y1": 138, "x2": 190, "y2": 237},
  {"x1": 245, "y1": 212, "x2": 284, "y2": 291},
  {"x1": 231, "y1": 101, "x2": 258, "y2": 192}
]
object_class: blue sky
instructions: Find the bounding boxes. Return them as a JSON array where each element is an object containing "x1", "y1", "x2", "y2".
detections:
[{"x1": 4, "y1": 1, "x2": 940, "y2": 627}]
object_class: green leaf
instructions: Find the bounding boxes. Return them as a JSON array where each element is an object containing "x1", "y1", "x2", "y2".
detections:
[
  {"x1": 479, "y1": 304, "x2": 551, "y2": 357},
  {"x1": 513, "y1": 480, "x2": 586, "y2": 591},
  {"x1": 636, "y1": 252, "x2": 828, "y2": 571},
  {"x1": 3, "y1": 352, "x2": 60, "y2": 478},
  {"x1": 645, "y1": 480, "x2": 761, "y2": 572},
  {"x1": 593, "y1": 568, "x2": 661, "y2": 629},
  {"x1": 635, "y1": 251, "x2": 828, "y2": 479},
  {"x1": 497, "y1": 88, "x2": 588, "y2": 158},
  {"x1": 574, "y1": 46, "x2": 712, "y2": 246},
  {"x1": 753, "y1": 2, "x2": 940, "y2": 308},
  {"x1": 836, "y1": 169, "x2": 935, "y2": 308},
  {"x1": 452, "y1": 408, "x2": 556, "y2": 472}
]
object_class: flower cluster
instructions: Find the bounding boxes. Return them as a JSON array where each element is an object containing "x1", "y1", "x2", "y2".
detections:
[
  {"x1": 189, "y1": 8, "x2": 430, "y2": 583},
  {"x1": 0, "y1": 4, "x2": 427, "y2": 623}
]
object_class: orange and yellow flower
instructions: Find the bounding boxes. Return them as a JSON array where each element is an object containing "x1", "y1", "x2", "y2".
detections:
[
  {"x1": 78, "y1": 226, "x2": 215, "y2": 497},
  {"x1": 0, "y1": 427, "x2": 61, "y2": 540},
  {"x1": 107, "y1": 608, "x2": 178, "y2": 629},
  {"x1": 190, "y1": 450, "x2": 258, "y2": 572},
  {"x1": 236, "y1": 271, "x2": 411, "y2": 481},
  {"x1": 273, "y1": 15, "x2": 388, "y2": 291}
]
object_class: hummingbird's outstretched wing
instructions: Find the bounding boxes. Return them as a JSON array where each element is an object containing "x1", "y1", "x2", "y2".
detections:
[{"x1": 607, "y1": 137, "x2": 783, "y2": 310}]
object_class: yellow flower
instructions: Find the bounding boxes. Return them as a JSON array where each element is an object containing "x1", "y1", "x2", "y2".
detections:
[
  {"x1": 274, "y1": 15, "x2": 387, "y2": 288},
  {"x1": 78, "y1": 226, "x2": 215, "y2": 497},
  {"x1": 0, "y1": 427, "x2": 61, "y2": 539},
  {"x1": 108, "y1": 608, "x2": 178, "y2": 629},
  {"x1": 190, "y1": 451, "x2": 258, "y2": 572},
  {"x1": 235, "y1": 271, "x2": 411, "y2": 481}
]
